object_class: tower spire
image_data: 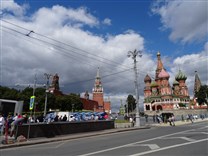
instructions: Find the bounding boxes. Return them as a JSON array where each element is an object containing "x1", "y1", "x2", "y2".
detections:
[
  {"x1": 96, "y1": 67, "x2": 100, "y2": 78},
  {"x1": 194, "y1": 71, "x2": 201, "y2": 97},
  {"x1": 92, "y1": 67, "x2": 103, "y2": 93},
  {"x1": 155, "y1": 51, "x2": 164, "y2": 81}
]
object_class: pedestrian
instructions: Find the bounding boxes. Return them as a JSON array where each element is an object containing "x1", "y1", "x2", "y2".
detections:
[
  {"x1": 153, "y1": 115, "x2": 156, "y2": 123},
  {"x1": 181, "y1": 115, "x2": 184, "y2": 121},
  {"x1": 168, "y1": 116, "x2": 172, "y2": 126},
  {"x1": 171, "y1": 115, "x2": 175, "y2": 126},
  {"x1": 156, "y1": 115, "x2": 162, "y2": 124},
  {"x1": 0, "y1": 114, "x2": 5, "y2": 135},
  {"x1": 62, "y1": 114, "x2": 67, "y2": 121},
  {"x1": 59, "y1": 115, "x2": 63, "y2": 121},
  {"x1": 189, "y1": 114, "x2": 193, "y2": 123},
  {"x1": 145, "y1": 114, "x2": 148, "y2": 122},
  {"x1": 54, "y1": 115, "x2": 59, "y2": 122}
]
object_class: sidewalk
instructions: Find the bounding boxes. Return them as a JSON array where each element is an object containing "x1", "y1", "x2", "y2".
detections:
[
  {"x1": 151, "y1": 118, "x2": 208, "y2": 127},
  {"x1": 0, "y1": 118, "x2": 207, "y2": 149}
]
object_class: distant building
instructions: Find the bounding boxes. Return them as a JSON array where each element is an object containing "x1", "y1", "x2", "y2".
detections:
[
  {"x1": 80, "y1": 91, "x2": 99, "y2": 112},
  {"x1": 48, "y1": 73, "x2": 63, "y2": 96},
  {"x1": 81, "y1": 68, "x2": 111, "y2": 113},
  {"x1": 144, "y1": 52, "x2": 190, "y2": 111},
  {"x1": 49, "y1": 69, "x2": 111, "y2": 113}
]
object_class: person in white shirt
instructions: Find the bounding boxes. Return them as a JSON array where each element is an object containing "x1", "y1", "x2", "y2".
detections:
[{"x1": 0, "y1": 114, "x2": 5, "y2": 135}]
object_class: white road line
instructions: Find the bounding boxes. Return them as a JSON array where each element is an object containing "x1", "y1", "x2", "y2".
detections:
[
  {"x1": 129, "y1": 138, "x2": 208, "y2": 156},
  {"x1": 129, "y1": 144, "x2": 160, "y2": 150},
  {"x1": 161, "y1": 137, "x2": 196, "y2": 142},
  {"x1": 78, "y1": 129, "x2": 195, "y2": 156},
  {"x1": 182, "y1": 131, "x2": 208, "y2": 135}
]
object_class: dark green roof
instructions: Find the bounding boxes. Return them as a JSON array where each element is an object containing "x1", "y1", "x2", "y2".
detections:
[{"x1": 175, "y1": 70, "x2": 187, "y2": 81}]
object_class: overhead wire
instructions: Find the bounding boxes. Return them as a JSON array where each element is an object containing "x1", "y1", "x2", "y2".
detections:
[
  {"x1": 1, "y1": 21, "x2": 138, "y2": 81},
  {"x1": 1, "y1": 24, "x2": 136, "y2": 85},
  {"x1": 1, "y1": 19, "x2": 132, "y2": 70},
  {"x1": 3, "y1": 19, "x2": 157, "y2": 79}
]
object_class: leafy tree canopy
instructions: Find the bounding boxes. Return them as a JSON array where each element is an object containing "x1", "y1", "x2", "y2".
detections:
[
  {"x1": 125, "y1": 94, "x2": 136, "y2": 113},
  {"x1": 196, "y1": 85, "x2": 208, "y2": 105},
  {"x1": 0, "y1": 86, "x2": 83, "y2": 113}
]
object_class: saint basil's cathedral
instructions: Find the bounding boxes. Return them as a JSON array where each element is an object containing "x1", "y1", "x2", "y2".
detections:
[{"x1": 143, "y1": 52, "x2": 190, "y2": 112}]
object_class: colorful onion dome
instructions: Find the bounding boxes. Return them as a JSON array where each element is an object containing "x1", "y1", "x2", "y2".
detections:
[
  {"x1": 158, "y1": 68, "x2": 170, "y2": 78},
  {"x1": 173, "y1": 80, "x2": 179, "y2": 85},
  {"x1": 175, "y1": 70, "x2": 187, "y2": 81},
  {"x1": 144, "y1": 74, "x2": 152, "y2": 82},
  {"x1": 150, "y1": 81, "x2": 158, "y2": 87}
]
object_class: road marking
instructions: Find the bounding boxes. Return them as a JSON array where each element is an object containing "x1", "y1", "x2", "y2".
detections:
[
  {"x1": 129, "y1": 138, "x2": 208, "y2": 156},
  {"x1": 129, "y1": 144, "x2": 160, "y2": 150},
  {"x1": 79, "y1": 129, "x2": 195, "y2": 156},
  {"x1": 182, "y1": 131, "x2": 208, "y2": 135},
  {"x1": 202, "y1": 132, "x2": 208, "y2": 135},
  {"x1": 161, "y1": 137, "x2": 196, "y2": 142}
]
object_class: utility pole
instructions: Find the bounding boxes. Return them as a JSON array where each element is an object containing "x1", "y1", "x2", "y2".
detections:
[
  {"x1": 127, "y1": 49, "x2": 142, "y2": 127},
  {"x1": 44, "y1": 73, "x2": 52, "y2": 117}
]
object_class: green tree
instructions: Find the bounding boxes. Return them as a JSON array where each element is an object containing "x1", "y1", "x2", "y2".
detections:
[
  {"x1": 55, "y1": 93, "x2": 83, "y2": 112},
  {"x1": 69, "y1": 93, "x2": 83, "y2": 111},
  {"x1": 18, "y1": 87, "x2": 56, "y2": 113},
  {"x1": 55, "y1": 95, "x2": 71, "y2": 111},
  {"x1": 0, "y1": 86, "x2": 20, "y2": 100},
  {"x1": 196, "y1": 85, "x2": 208, "y2": 105},
  {"x1": 19, "y1": 87, "x2": 33, "y2": 112},
  {"x1": 126, "y1": 94, "x2": 136, "y2": 113}
]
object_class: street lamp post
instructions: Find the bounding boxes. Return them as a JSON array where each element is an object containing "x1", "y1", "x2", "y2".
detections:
[
  {"x1": 44, "y1": 73, "x2": 52, "y2": 117},
  {"x1": 128, "y1": 49, "x2": 142, "y2": 127}
]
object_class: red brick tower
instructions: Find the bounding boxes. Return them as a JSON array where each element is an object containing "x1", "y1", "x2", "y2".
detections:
[{"x1": 92, "y1": 67, "x2": 104, "y2": 111}]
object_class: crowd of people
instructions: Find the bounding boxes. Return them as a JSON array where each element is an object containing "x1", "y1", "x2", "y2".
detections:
[{"x1": 0, "y1": 113, "x2": 26, "y2": 137}]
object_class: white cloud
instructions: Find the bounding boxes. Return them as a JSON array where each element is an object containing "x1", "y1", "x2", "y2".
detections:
[
  {"x1": 31, "y1": 5, "x2": 99, "y2": 28},
  {"x1": 1, "y1": 0, "x2": 28, "y2": 17},
  {"x1": 102, "y1": 18, "x2": 111, "y2": 25},
  {"x1": 2, "y1": 1, "x2": 206, "y2": 112},
  {"x1": 170, "y1": 42, "x2": 208, "y2": 97},
  {"x1": 0, "y1": 2, "x2": 146, "y2": 112},
  {"x1": 152, "y1": 0, "x2": 208, "y2": 43}
]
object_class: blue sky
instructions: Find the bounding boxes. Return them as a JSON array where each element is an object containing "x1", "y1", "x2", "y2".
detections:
[
  {"x1": 14, "y1": 0, "x2": 206, "y2": 57},
  {"x1": 1, "y1": 0, "x2": 208, "y2": 112}
]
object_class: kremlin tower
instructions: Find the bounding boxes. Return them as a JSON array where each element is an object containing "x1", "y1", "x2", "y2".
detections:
[{"x1": 92, "y1": 67, "x2": 111, "y2": 113}]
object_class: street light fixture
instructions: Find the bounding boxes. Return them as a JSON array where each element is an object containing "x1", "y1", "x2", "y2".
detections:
[{"x1": 127, "y1": 49, "x2": 142, "y2": 127}]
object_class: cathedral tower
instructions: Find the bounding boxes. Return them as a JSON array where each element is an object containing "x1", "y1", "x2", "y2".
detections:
[{"x1": 194, "y1": 71, "x2": 202, "y2": 97}]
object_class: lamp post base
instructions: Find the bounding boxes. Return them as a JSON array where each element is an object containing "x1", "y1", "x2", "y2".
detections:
[{"x1": 134, "y1": 113, "x2": 141, "y2": 127}]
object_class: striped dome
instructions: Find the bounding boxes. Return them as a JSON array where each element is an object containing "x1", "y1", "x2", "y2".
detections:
[
  {"x1": 158, "y1": 68, "x2": 170, "y2": 78},
  {"x1": 175, "y1": 70, "x2": 187, "y2": 81}
]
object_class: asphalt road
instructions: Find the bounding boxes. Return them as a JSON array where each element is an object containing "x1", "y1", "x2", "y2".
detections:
[{"x1": 0, "y1": 121, "x2": 207, "y2": 156}]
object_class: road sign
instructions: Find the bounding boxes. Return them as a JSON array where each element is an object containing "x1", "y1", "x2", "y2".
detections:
[{"x1": 29, "y1": 96, "x2": 35, "y2": 110}]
